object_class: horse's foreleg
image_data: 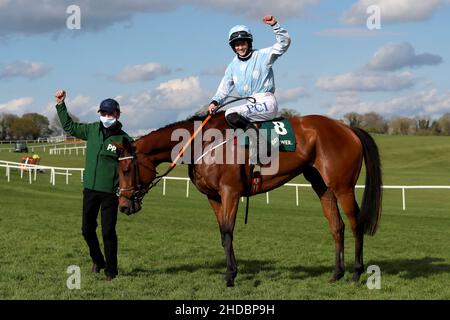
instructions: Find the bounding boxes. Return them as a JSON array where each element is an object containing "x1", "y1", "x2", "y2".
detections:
[
  {"x1": 337, "y1": 191, "x2": 364, "y2": 282},
  {"x1": 208, "y1": 193, "x2": 239, "y2": 287},
  {"x1": 221, "y1": 232, "x2": 237, "y2": 287}
]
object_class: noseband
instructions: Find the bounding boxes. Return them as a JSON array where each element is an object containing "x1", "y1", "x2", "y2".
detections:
[{"x1": 116, "y1": 153, "x2": 165, "y2": 203}]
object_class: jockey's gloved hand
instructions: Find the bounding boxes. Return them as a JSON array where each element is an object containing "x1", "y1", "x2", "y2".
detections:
[
  {"x1": 262, "y1": 15, "x2": 277, "y2": 26},
  {"x1": 208, "y1": 102, "x2": 218, "y2": 114}
]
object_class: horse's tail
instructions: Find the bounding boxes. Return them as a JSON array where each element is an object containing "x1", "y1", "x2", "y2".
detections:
[{"x1": 351, "y1": 127, "x2": 383, "y2": 236}]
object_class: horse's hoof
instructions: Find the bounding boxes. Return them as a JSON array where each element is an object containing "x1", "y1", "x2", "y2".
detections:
[
  {"x1": 226, "y1": 279, "x2": 235, "y2": 287},
  {"x1": 329, "y1": 272, "x2": 345, "y2": 283},
  {"x1": 352, "y1": 272, "x2": 362, "y2": 283}
]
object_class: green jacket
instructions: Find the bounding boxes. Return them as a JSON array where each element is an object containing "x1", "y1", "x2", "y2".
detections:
[{"x1": 56, "y1": 102, "x2": 132, "y2": 194}]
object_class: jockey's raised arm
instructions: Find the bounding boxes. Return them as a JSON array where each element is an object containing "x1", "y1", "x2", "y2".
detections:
[{"x1": 266, "y1": 19, "x2": 291, "y2": 67}]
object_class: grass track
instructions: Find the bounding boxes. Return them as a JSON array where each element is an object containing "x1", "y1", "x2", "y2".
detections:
[{"x1": 0, "y1": 135, "x2": 450, "y2": 299}]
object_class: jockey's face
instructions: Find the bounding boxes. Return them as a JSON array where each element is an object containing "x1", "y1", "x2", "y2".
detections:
[{"x1": 234, "y1": 40, "x2": 249, "y2": 57}]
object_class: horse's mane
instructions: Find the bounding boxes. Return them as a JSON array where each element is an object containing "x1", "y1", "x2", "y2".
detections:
[{"x1": 138, "y1": 111, "x2": 225, "y2": 140}]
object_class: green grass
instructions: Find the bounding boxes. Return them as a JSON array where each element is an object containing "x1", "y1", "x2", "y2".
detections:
[{"x1": 1, "y1": 135, "x2": 450, "y2": 299}]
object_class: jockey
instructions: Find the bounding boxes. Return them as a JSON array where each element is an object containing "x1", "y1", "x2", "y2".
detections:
[{"x1": 207, "y1": 15, "x2": 291, "y2": 162}]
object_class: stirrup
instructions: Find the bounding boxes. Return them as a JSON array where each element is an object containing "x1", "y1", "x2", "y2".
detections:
[
  {"x1": 248, "y1": 145, "x2": 259, "y2": 165},
  {"x1": 245, "y1": 124, "x2": 259, "y2": 165}
]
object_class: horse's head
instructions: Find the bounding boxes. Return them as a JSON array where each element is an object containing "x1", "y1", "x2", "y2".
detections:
[{"x1": 114, "y1": 138, "x2": 157, "y2": 215}]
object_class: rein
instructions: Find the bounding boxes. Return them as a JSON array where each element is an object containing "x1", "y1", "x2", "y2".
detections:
[{"x1": 117, "y1": 96, "x2": 257, "y2": 202}]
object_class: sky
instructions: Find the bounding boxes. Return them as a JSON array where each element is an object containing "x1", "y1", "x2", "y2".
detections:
[{"x1": 1, "y1": 0, "x2": 450, "y2": 135}]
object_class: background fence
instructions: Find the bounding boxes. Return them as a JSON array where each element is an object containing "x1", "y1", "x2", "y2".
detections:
[
  {"x1": 2, "y1": 160, "x2": 450, "y2": 211},
  {"x1": 0, "y1": 142, "x2": 86, "y2": 153},
  {"x1": 161, "y1": 177, "x2": 450, "y2": 211},
  {"x1": 0, "y1": 160, "x2": 84, "y2": 186}
]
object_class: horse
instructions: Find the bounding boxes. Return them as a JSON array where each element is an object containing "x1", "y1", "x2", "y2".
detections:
[{"x1": 113, "y1": 111, "x2": 382, "y2": 287}]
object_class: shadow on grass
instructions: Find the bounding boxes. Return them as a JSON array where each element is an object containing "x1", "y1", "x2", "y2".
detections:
[
  {"x1": 122, "y1": 258, "x2": 331, "y2": 281},
  {"x1": 122, "y1": 256, "x2": 450, "y2": 283},
  {"x1": 367, "y1": 257, "x2": 450, "y2": 279}
]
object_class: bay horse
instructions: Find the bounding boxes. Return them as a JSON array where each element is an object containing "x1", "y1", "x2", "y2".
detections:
[{"x1": 113, "y1": 112, "x2": 382, "y2": 287}]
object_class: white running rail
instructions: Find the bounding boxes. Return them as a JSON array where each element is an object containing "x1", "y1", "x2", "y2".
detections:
[
  {"x1": 2, "y1": 161, "x2": 450, "y2": 211},
  {"x1": 0, "y1": 160, "x2": 83, "y2": 186}
]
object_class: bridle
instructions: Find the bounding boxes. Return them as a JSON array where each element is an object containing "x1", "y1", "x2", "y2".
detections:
[{"x1": 116, "y1": 151, "x2": 163, "y2": 205}]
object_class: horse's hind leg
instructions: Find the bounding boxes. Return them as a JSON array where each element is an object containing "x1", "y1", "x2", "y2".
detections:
[
  {"x1": 320, "y1": 190, "x2": 345, "y2": 282},
  {"x1": 304, "y1": 167, "x2": 345, "y2": 282},
  {"x1": 336, "y1": 190, "x2": 364, "y2": 282},
  {"x1": 208, "y1": 191, "x2": 239, "y2": 287}
]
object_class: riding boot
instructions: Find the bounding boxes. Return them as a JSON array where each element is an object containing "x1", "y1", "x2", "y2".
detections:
[
  {"x1": 225, "y1": 112, "x2": 251, "y2": 129},
  {"x1": 225, "y1": 112, "x2": 259, "y2": 164}
]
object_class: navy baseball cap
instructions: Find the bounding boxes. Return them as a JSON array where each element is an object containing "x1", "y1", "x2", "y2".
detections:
[{"x1": 98, "y1": 98, "x2": 120, "y2": 113}]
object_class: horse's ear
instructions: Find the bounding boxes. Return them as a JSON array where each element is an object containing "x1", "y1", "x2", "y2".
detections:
[
  {"x1": 112, "y1": 141, "x2": 123, "y2": 154},
  {"x1": 122, "y1": 137, "x2": 133, "y2": 152}
]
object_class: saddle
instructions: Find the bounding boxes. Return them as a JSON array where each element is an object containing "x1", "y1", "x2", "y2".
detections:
[
  {"x1": 236, "y1": 117, "x2": 297, "y2": 152},
  {"x1": 234, "y1": 117, "x2": 297, "y2": 196}
]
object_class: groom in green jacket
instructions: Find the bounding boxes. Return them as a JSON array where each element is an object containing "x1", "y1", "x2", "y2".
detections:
[{"x1": 55, "y1": 89, "x2": 132, "y2": 281}]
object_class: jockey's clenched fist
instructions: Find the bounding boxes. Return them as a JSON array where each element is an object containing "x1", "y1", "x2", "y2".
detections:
[{"x1": 262, "y1": 15, "x2": 277, "y2": 26}]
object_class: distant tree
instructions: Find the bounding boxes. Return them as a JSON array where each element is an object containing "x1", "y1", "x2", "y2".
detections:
[
  {"x1": 279, "y1": 108, "x2": 300, "y2": 118},
  {"x1": 0, "y1": 113, "x2": 19, "y2": 140},
  {"x1": 415, "y1": 117, "x2": 431, "y2": 135},
  {"x1": 416, "y1": 118, "x2": 430, "y2": 131},
  {"x1": 10, "y1": 117, "x2": 32, "y2": 139},
  {"x1": 21, "y1": 113, "x2": 51, "y2": 139},
  {"x1": 389, "y1": 117, "x2": 416, "y2": 135},
  {"x1": 1, "y1": 112, "x2": 52, "y2": 140},
  {"x1": 343, "y1": 112, "x2": 363, "y2": 127},
  {"x1": 430, "y1": 120, "x2": 441, "y2": 135},
  {"x1": 361, "y1": 112, "x2": 388, "y2": 134},
  {"x1": 438, "y1": 113, "x2": 450, "y2": 135}
]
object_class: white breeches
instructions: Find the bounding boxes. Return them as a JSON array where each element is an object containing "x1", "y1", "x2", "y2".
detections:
[{"x1": 225, "y1": 92, "x2": 278, "y2": 122}]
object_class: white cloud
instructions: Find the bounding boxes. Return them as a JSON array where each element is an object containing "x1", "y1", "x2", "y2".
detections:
[
  {"x1": 66, "y1": 95, "x2": 97, "y2": 117},
  {"x1": 316, "y1": 42, "x2": 442, "y2": 92},
  {"x1": 316, "y1": 71, "x2": 415, "y2": 92},
  {"x1": 327, "y1": 89, "x2": 450, "y2": 118},
  {"x1": 417, "y1": 89, "x2": 450, "y2": 114},
  {"x1": 0, "y1": 97, "x2": 33, "y2": 114},
  {"x1": 277, "y1": 86, "x2": 309, "y2": 103},
  {"x1": 117, "y1": 76, "x2": 209, "y2": 131},
  {"x1": 367, "y1": 42, "x2": 443, "y2": 71},
  {"x1": 129, "y1": 128, "x2": 157, "y2": 138},
  {"x1": 0, "y1": 61, "x2": 50, "y2": 80},
  {"x1": 44, "y1": 95, "x2": 96, "y2": 121},
  {"x1": 0, "y1": 0, "x2": 320, "y2": 36},
  {"x1": 342, "y1": 0, "x2": 444, "y2": 25},
  {"x1": 113, "y1": 63, "x2": 171, "y2": 83},
  {"x1": 154, "y1": 76, "x2": 206, "y2": 108}
]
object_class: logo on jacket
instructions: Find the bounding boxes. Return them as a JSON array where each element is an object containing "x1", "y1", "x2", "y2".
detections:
[{"x1": 107, "y1": 144, "x2": 117, "y2": 152}]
